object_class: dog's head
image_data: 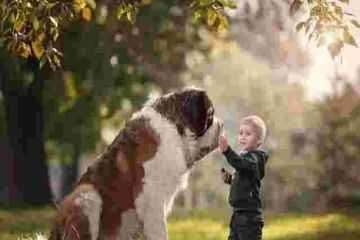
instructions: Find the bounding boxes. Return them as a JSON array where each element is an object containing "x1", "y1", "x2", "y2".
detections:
[{"x1": 150, "y1": 87, "x2": 223, "y2": 167}]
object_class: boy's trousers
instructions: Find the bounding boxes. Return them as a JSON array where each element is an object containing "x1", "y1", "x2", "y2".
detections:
[{"x1": 228, "y1": 211, "x2": 264, "y2": 240}]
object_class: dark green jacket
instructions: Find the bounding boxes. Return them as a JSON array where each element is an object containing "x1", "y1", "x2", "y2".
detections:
[{"x1": 223, "y1": 147, "x2": 269, "y2": 213}]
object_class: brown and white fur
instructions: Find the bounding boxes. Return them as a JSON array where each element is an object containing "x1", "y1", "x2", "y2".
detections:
[{"x1": 49, "y1": 87, "x2": 223, "y2": 240}]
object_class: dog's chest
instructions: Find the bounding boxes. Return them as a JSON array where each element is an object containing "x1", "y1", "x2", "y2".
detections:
[{"x1": 106, "y1": 109, "x2": 190, "y2": 239}]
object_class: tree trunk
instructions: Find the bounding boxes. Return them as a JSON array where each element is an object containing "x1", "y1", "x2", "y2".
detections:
[{"x1": 0, "y1": 59, "x2": 52, "y2": 205}]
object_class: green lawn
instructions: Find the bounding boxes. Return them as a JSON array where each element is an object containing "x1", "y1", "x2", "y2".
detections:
[{"x1": 1, "y1": 207, "x2": 359, "y2": 240}]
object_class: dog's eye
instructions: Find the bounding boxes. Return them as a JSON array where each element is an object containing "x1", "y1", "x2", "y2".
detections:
[{"x1": 206, "y1": 107, "x2": 214, "y2": 127}]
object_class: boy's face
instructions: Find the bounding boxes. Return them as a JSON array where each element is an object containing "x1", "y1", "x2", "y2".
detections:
[{"x1": 237, "y1": 123, "x2": 260, "y2": 151}]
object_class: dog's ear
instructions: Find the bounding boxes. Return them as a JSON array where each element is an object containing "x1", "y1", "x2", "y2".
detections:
[
  {"x1": 116, "y1": 123, "x2": 159, "y2": 172},
  {"x1": 181, "y1": 90, "x2": 210, "y2": 137},
  {"x1": 133, "y1": 126, "x2": 159, "y2": 163}
]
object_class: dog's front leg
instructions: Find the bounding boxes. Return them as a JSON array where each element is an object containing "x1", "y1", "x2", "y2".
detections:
[{"x1": 141, "y1": 193, "x2": 168, "y2": 240}]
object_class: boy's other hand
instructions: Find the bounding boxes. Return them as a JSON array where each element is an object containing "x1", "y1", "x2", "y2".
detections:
[
  {"x1": 221, "y1": 168, "x2": 232, "y2": 184},
  {"x1": 218, "y1": 134, "x2": 229, "y2": 152}
]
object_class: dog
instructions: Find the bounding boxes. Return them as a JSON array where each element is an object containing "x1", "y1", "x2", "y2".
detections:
[{"x1": 49, "y1": 87, "x2": 223, "y2": 240}]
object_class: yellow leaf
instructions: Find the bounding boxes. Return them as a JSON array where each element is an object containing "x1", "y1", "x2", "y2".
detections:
[
  {"x1": 38, "y1": 33, "x2": 46, "y2": 42},
  {"x1": 14, "y1": 19, "x2": 24, "y2": 32},
  {"x1": 343, "y1": 30, "x2": 358, "y2": 47},
  {"x1": 82, "y1": 7, "x2": 92, "y2": 21},
  {"x1": 18, "y1": 43, "x2": 31, "y2": 58},
  {"x1": 73, "y1": 0, "x2": 86, "y2": 12},
  {"x1": 351, "y1": 19, "x2": 360, "y2": 28},
  {"x1": 216, "y1": 15, "x2": 229, "y2": 33},
  {"x1": 328, "y1": 40, "x2": 343, "y2": 58},
  {"x1": 85, "y1": 0, "x2": 96, "y2": 9},
  {"x1": 207, "y1": 9, "x2": 217, "y2": 26},
  {"x1": 31, "y1": 40, "x2": 45, "y2": 59}
]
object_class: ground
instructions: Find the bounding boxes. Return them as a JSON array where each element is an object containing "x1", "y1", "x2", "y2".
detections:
[{"x1": 1, "y1": 207, "x2": 360, "y2": 240}]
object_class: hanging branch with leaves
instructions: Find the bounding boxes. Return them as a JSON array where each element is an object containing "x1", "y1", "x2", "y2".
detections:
[
  {"x1": 0, "y1": 0, "x2": 236, "y2": 69},
  {"x1": 292, "y1": 0, "x2": 359, "y2": 58},
  {"x1": 0, "y1": 0, "x2": 358, "y2": 69}
]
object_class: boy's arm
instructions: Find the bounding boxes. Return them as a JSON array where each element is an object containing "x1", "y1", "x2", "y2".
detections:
[{"x1": 222, "y1": 147, "x2": 258, "y2": 173}]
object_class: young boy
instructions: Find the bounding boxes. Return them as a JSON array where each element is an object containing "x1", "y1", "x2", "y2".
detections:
[{"x1": 219, "y1": 115, "x2": 269, "y2": 240}]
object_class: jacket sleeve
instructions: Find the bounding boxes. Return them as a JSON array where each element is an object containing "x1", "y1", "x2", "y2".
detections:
[{"x1": 223, "y1": 147, "x2": 259, "y2": 176}]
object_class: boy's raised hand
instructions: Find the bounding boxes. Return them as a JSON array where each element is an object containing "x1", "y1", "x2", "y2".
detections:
[{"x1": 218, "y1": 133, "x2": 229, "y2": 153}]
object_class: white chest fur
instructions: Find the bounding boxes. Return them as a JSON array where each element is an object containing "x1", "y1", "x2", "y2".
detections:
[{"x1": 116, "y1": 107, "x2": 189, "y2": 240}]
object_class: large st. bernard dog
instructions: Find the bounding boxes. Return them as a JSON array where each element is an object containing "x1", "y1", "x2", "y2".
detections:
[{"x1": 49, "y1": 87, "x2": 223, "y2": 240}]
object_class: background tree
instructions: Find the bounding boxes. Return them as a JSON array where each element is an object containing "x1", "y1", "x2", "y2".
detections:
[{"x1": 313, "y1": 79, "x2": 360, "y2": 210}]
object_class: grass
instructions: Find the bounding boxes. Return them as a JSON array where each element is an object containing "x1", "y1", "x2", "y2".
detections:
[
  {"x1": 1, "y1": 207, "x2": 360, "y2": 240},
  {"x1": 0, "y1": 207, "x2": 54, "y2": 240}
]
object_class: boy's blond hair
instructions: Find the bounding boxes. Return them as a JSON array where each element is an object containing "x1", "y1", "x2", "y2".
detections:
[{"x1": 240, "y1": 115, "x2": 267, "y2": 145}]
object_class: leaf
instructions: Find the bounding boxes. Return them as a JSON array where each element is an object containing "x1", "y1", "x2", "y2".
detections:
[
  {"x1": 310, "y1": 6, "x2": 321, "y2": 17},
  {"x1": 117, "y1": 6, "x2": 127, "y2": 20},
  {"x1": 73, "y1": 0, "x2": 86, "y2": 12},
  {"x1": 85, "y1": 0, "x2": 96, "y2": 9},
  {"x1": 127, "y1": 11, "x2": 135, "y2": 24},
  {"x1": 38, "y1": 33, "x2": 46, "y2": 42},
  {"x1": 350, "y1": 19, "x2": 360, "y2": 28},
  {"x1": 53, "y1": 54, "x2": 62, "y2": 68},
  {"x1": 31, "y1": 40, "x2": 45, "y2": 59},
  {"x1": 39, "y1": 56, "x2": 47, "y2": 69},
  {"x1": 192, "y1": 9, "x2": 203, "y2": 24},
  {"x1": 49, "y1": 16, "x2": 58, "y2": 27},
  {"x1": 343, "y1": 29, "x2": 358, "y2": 47},
  {"x1": 18, "y1": 43, "x2": 31, "y2": 58},
  {"x1": 216, "y1": 15, "x2": 229, "y2": 33},
  {"x1": 338, "y1": 0, "x2": 349, "y2": 3},
  {"x1": 32, "y1": 18, "x2": 40, "y2": 30},
  {"x1": 290, "y1": 0, "x2": 304, "y2": 16},
  {"x1": 296, "y1": 21, "x2": 306, "y2": 32},
  {"x1": 199, "y1": 0, "x2": 213, "y2": 7},
  {"x1": 14, "y1": 19, "x2": 24, "y2": 32},
  {"x1": 328, "y1": 40, "x2": 343, "y2": 58},
  {"x1": 334, "y1": 6, "x2": 343, "y2": 18},
  {"x1": 226, "y1": 1, "x2": 237, "y2": 9},
  {"x1": 82, "y1": 7, "x2": 92, "y2": 21},
  {"x1": 218, "y1": 0, "x2": 237, "y2": 9},
  {"x1": 309, "y1": 31, "x2": 318, "y2": 41},
  {"x1": 207, "y1": 9, "x2": 217, "y2": 26},
  {"x1": 53, "y1": 29, "x2": 59, "y2": 41}
]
